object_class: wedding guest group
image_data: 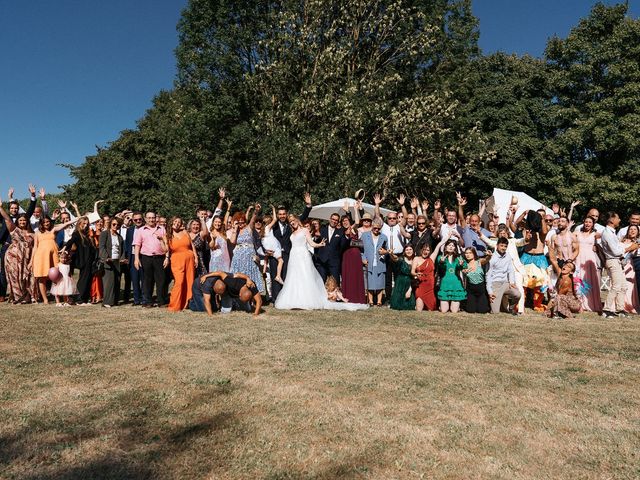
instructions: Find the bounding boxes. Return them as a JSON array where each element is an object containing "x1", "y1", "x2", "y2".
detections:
[{"x1": 1, "y1": 184, "x2": 639, "y2": 319}]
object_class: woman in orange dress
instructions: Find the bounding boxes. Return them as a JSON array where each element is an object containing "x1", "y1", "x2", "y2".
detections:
[
  {"x1": 89, "y1": 219, "x2": 104, "y2": 303},
  {"x1": 167, "y1": 217, "x2": 196, "y2": 311},
  {"x1": 31, "y1": 215, "x2": 76, "y2": 303}
]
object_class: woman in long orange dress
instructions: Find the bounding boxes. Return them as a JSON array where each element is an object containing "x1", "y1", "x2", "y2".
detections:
[
  {"x1": 167, "y1": 217, "x2": 196, "y2": 311},
  {"x1": 89, "y1": 219, "x2": 104, "y2": 303}
]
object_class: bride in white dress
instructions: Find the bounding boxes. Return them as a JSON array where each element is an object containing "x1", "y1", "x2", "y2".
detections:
[{"x1": 275, "y1": 215, "x2": 369, "y2": 311}]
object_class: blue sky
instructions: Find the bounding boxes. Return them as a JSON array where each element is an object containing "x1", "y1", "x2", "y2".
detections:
[{"x1": 1, "y1": 0, "x2": 638, "y2": 197}]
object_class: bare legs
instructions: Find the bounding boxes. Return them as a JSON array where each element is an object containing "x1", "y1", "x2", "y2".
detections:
[{"x1": 439, "y1": 301, "x2": 460, "y2": 313}]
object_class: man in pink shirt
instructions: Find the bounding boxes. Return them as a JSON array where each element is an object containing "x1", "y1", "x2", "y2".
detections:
[{"x1": 133, "y1": 212, "x2": 168, "y2": 307}]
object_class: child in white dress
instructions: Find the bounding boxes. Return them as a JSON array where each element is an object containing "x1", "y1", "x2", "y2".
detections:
[
  {"x1": 50, "y1": 249, "x2": 78, "y2": 306},
  {"x1": 262, "y1": 206, "x2": 284, "y2": 284}
]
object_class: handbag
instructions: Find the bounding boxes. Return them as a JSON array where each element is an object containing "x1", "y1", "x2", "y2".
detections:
[
  {"x1": 92, "y1": 257, "x2": 105, "y2": 276},
  {"x1": 350, "y1": 238, "x2": 364, "y2": 249}
]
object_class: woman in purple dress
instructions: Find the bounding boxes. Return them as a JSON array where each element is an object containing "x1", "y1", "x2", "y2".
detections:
[{"x1": 340, "y1": 214, "x2": 366, "y2": 304}]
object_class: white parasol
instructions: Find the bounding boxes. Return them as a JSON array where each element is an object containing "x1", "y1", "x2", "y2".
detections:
[
  {"x1": 307, "y1": 197, "x2": 395, "y2": 221},
  {"x1": 487, "y1": 188, "x2": 553, "y2": 224}
]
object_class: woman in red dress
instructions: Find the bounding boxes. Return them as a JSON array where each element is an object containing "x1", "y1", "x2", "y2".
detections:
[{"x1": 411, "y1": 244, "x2": 436, "y2": 311}]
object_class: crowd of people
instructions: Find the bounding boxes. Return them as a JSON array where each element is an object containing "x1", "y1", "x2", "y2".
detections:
[{"x1": 1, "y1": 185, "x2": 639, "y2": 319}]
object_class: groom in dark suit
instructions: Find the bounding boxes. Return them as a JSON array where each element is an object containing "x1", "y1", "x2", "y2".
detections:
[
  {"x1": 315, "y1": 212, "x2": 349, "y2": 284},
  {"x1": 269, "y1": 193, "x2": 312, "y2": 301}
]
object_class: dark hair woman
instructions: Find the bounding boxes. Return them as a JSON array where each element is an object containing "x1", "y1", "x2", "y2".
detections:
[
  {"x1": 64, "y1": 216, "x2": 98, "y2": 305},
  {"x1": 462, "y1": 247, "x2": 489, "y2": 313},
  {"x1": 0, "y1": 199, "x2": 36, "y2": 303},
  {"x1": 340, "y1": 212, "x2": 366, "y2": 304},
  {"x1": 99, "y1": 217, "x2": 125, "y2": 307},
  {"x1": 388, "y1": 244, "x2": 416, "y2": 310},
  {"x1": 435, "y1": 237, "x2": 466, "y2": 313}
]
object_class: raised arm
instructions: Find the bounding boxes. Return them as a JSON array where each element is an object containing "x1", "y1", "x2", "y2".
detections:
[
  {"x1": 216, "y1": 188, "x2": 226, "y2": 213},
  {"x1": 396, "y1": 194, "x2": 406, "y2": 223},
  {"x1": 52, "y1": 217, "x2": 77, "y2": 233},
  {"x1": 267, "y1": 205, "x2": 278, "y2": 230},
  {"x1": 223, "y1": 199, "x2": 232, "y2": 227},
  {"x1": 248, "y1": 204, "x2": 260, "y2": 230},
  {"x1": 373, "y1": 193, "x2": 383, "y2": 221},
  {"x1": 25, "y1": 184, "x2": 37, "y2": 219},
  {"x1": 353, "y1": 201, "x2": 361, "y2": 225},
  {"x1": 39, "y1": 188, "x2": 48, "y2": 216},
  {"x1": 456, "y1": 192, "x2": 467, "y2": 228},
  {"x1": 93, "y1": 199, "x2": 104, "y2": 215},
  {"x1": 69, "y1": 201, "x2": 81, "y2": 219},
  {"x1": 0, "y1": 196, "x2": 16, "y2": 233},
  {"x1": 512, "y1": 210, "x2": 527, "y2": 234},
  {"x1": 300, "y1": 192, "x2": 312, "y2": 221},
  {"x1": 410, "y1": 197, "x2": 419, "y2": 215},
  {"x1": 198, "y1": 214, "x2": 209, "y2": 239},
  {"x1": 568, "y1": 200, "x2": 580, "y2": 223},
  {"x1": 430, "y1": 236, "x2": 448, "y2": 262}
]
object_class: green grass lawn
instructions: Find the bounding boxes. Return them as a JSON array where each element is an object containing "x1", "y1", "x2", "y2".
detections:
[{"x1": 1, "y1": 305, "x2": 638, "y2": 479}]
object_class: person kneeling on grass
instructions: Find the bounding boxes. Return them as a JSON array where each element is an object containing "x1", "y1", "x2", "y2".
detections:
[
  {"x1": 189, "y1": 273, "x2": 221, "y2": 315},
  {"x1": 486, "y1": 237, "x2": 521, "y2": 314},
  {"x1": 198, "y1": 271, "x2": 262, "y2": 316},
  {"x1": 546, "y1": 251, "x2": 581, "y2": 319}
]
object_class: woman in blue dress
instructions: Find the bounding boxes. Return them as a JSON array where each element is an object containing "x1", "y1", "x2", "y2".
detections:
[
  {"x1": 229, "y1": 206, "x2": 265, "y2": 295},
  {"x1": 360, "y1": 218, "x2": 388, "y2": 306}
]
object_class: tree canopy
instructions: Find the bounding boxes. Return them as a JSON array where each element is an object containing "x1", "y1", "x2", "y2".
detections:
[{"x1": 62, "y1": 1, "x2": 640, "y2": 218}]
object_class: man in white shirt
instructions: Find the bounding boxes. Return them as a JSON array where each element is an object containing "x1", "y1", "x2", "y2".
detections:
[
  {"x1": 380, "y1": 211, "x2": 405, "y2": 302},
  {"x1": 600, "y1": 212, "x2": 638, "y2": 318},
  {"x1": 486, "y1": 238, "x2": 520, "y2": 314}
]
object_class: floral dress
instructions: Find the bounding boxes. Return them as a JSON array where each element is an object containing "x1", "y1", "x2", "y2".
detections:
[
  {"x1": 230, "y1": 228, "x2": 265, "y2": 294},
  {"x1": 5, "y1": 228, "x2": 36, "y2": 303}
]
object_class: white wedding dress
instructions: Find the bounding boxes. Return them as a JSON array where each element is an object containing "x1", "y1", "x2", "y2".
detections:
[{"x1": 275, "y1": 230, "x2": 369, "y2": 311}]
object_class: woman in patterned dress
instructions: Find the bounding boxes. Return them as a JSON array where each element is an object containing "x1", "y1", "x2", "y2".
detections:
[
  {"x1": 188, "y1": 216, "x2": 209, "y2": 278},
  {"x1": 209, "y1": 216, "x2": 231, "y2": 272},
  {"x1": 0, "y1": 200, "x2": 36, "y2": 303},
  {"x1": 229, "y1": 206, "x2": 265, "y2": 294}
]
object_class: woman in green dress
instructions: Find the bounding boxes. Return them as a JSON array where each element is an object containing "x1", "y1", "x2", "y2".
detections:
[
  {"x1": 389, "y1": 244, "x2": 416, "y2": 310},
  {"x1": 436, "y1": 238, "x2": 467, "y2": 313}
]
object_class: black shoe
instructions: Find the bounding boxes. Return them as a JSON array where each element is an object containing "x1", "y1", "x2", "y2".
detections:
[
  {"x1": 143, "y1": 304, "x2": 153, "y2": 309},
  {"x1": 603, "y1": 311, "x2": 617, "y2": 319},
  {"x1": 616, "y1": 311, "x2": 629, "y2": 318}
]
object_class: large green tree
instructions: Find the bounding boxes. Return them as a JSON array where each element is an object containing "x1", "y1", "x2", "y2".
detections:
[{"x1": 545, "y1": 2, "x2": 640, "y2": 213}]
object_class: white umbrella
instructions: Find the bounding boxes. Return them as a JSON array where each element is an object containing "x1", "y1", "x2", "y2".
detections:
[
  {"x1": 308, "y1": 197, "x2": 395, "y2": 221},
  {"x1": 488, "y1": 188, "x2": 552, "y2": 224}
]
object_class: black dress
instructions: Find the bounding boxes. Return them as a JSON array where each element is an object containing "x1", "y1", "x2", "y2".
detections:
[{"x1": 64, "y1": 230, "x2": 97, "y2": 303}]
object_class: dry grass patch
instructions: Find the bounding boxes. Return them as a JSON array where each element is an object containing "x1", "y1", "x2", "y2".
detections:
[{"x1": 1, "y1": 305, "x2": 639, "y2": 479}]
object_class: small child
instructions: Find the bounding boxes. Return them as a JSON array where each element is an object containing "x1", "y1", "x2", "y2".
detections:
[
  {"x1": 325, "y1": 276, "x2": 348, "y2": 303},
  {"x1": 50, "y1": 249, "x2": 78, "y2": 306},
  {"x1": 261, "y1": 206, "x2": 284, "y2": 284}
]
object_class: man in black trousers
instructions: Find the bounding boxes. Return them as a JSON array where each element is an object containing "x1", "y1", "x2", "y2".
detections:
[{"x1": 269, "y1": 193, "x2": 312, "y2": 301}]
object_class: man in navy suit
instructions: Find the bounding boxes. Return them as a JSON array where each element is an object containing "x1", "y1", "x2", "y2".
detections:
[
  {"x1": 125, "y1": 212, "x2": 146, "y2": 305},
  {"x1": 315, "y1": 211, "x2": 349, "y2": 284},
  {"x1": 269, "y1": 193, "x2": 312, "y2": 301}
]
